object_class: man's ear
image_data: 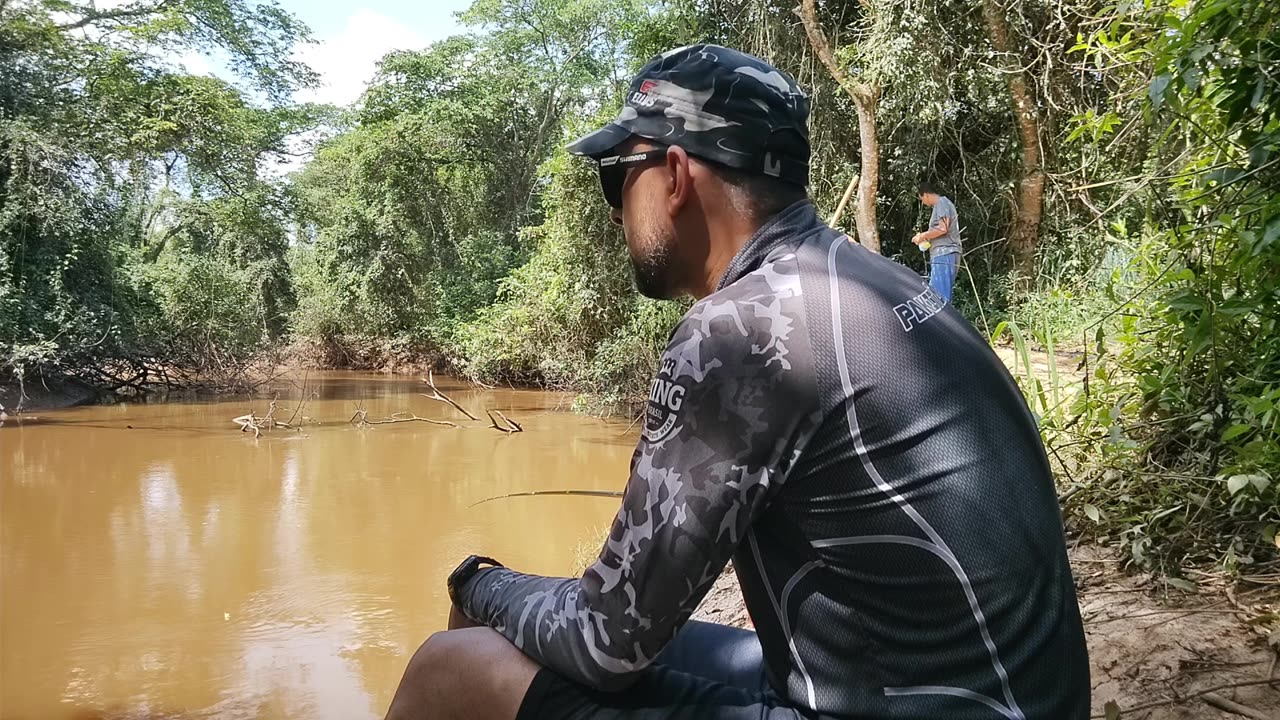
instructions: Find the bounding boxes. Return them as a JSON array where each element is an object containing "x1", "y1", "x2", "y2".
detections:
[{"x1": 665, "y1": 144, "x2": 692, "y2": 217}]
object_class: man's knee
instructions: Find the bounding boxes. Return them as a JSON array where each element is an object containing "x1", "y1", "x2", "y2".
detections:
[
  {"x1": 387, "y1": 628, "x2": 540, "y2": 720},
  {"x1": 404, "y1": 631, "x2": 453, "y2": 683}
]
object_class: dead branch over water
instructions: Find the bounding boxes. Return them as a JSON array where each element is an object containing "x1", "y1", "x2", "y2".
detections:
[
  {"x1": 421, "y1": 371, "x2": 480, "y2": 421},
  {"x1": 234, "y1": 375, "x2": 521, "y2": 434},
  {"x1": 348, "y1": 406, "x2": 459, "y2": 428}
]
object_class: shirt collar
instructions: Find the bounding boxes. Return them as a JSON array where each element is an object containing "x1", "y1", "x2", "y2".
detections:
[{"x1": 715, "y1": 200, "x2": 825, "y2": 292}]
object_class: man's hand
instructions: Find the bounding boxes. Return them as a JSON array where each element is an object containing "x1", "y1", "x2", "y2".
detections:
[
  {"x1": 449, "y1": 603, "x2": 482, "y2": 631},
  {"x1": 911, "y1": 232, "x2": 925, "y2": 246}
]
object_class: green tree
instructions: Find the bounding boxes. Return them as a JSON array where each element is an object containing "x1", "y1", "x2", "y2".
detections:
[
  {"x1": 1045, "y1": 0, "x2": 1279, "y2": 572},
  {"x1": 290, "y1": 0, "x2": 652, "y2": 361},
  {"x1": 1, "y1": 0, "x2": 320, "y2": 389}
]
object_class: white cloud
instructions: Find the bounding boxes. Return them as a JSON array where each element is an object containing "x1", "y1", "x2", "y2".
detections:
[
  {"x1": 294, "y1": 8, "x2": 425, "y2": 107},
  {"x1": 176, "y1": 51, "x2": 214, "y2": 77}
]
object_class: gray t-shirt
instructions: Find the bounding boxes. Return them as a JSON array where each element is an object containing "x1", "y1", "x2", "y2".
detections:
[{"x1": 929, "y1": 195, "x2": 962, "y2": 256}]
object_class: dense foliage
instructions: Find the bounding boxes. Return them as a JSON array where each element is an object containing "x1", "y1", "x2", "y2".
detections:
[
  {"x1": 4, "y1": 0, "x2": 1276, "y2": 574},
  {"x1": 1046, "y1": 0, "x2": 1279, "y2": 573},
  {"x1": 1, "y1": 0, "x2": 322, "y2": 391}
]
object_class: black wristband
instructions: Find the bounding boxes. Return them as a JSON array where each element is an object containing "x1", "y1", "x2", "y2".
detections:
[{"x1": 447, "y1": 555, "x2": 503, "y2": 607}]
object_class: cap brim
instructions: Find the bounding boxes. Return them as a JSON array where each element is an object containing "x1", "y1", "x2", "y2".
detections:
[{"x1": 566, "y1": 122, "x2": 632, "y2": 159}]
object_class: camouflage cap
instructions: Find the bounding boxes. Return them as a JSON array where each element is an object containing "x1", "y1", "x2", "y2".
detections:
[{"x1": 567, "y1": 44, "x2": 811, "y2": 186}]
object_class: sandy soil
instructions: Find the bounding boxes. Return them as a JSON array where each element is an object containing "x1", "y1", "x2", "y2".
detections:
[{"x1": 693, "y1": 547, "x2": 1280, "y2": 719}]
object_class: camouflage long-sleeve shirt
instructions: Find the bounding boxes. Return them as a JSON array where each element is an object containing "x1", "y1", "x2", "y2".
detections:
[{"x1": 459, "y1": 201, "x2": 1090, "y2": 718}]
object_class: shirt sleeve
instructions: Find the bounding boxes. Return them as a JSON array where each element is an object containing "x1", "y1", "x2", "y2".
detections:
[
  {"x1": 456, "y1": 262, "x2": 817, "y2": 690},
  {"x1": 928, "y1": 198, "x2": 948, "y2": 232}
]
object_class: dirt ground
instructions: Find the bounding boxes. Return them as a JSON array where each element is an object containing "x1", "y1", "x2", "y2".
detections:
[{"x1": 693, "y1": 546, "x2": 1280, "y2": 719}]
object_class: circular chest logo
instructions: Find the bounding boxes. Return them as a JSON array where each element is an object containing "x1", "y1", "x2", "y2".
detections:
[{"x1": 644, "y1": 358, "x2": 687, "y2": 443}]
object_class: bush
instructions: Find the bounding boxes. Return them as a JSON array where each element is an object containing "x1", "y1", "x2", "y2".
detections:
[
  {"x1": 139, "y1": 250, "x2": 270, "y2": 364},
  {"x1": 576, "y1": 298, "x2": 689, "y2": 414},
  {"x1": 452, "y1": 143, "x2": 637, "y2": 386}
]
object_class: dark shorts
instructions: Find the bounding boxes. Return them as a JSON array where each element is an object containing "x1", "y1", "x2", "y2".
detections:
[{"x1": 515, "y1": 621, "x2": 805, "y2": 719}]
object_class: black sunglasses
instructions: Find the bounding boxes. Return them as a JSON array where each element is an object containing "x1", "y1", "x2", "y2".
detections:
[{"x1": 597, "y1": 147, "x2": 669, "y2": 209}]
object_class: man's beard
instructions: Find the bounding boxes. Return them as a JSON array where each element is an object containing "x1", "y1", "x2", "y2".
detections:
[{"x1": 628, "y1": 224, "x2": 678, "y2": 300}]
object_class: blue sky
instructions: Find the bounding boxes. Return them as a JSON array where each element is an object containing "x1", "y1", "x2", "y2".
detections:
[{"x1": 183, "y1": 0, "x2": 474, "y2": 106}]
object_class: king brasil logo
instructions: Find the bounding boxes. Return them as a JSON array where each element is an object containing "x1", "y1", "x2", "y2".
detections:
[{"x1": 643, "y1": 357, "x2": 686, "y2": 443}]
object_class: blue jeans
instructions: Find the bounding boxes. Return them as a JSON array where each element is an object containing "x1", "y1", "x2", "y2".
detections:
[
  {"x1": 517, "y1": 621, "x2": 801, "y2": 719},
  {"x1": 929, "y1": 251, "x2": 959, "y2": 302}
]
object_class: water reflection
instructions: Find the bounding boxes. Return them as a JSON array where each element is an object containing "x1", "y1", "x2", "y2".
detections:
[{"x1": 1, "y1": 374, "x2": 634, "y2": 719}]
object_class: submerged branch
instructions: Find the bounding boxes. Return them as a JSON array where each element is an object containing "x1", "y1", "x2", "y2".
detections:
[
  {"x1": 349, "y1": 406, "x2": 458, "y2": 428},
  {"x1": 231, "y1": 412, "x2": 298, "y2": 438},
  {"x1": 487, "y1": 409, "x2": 523, "y2": 433}
]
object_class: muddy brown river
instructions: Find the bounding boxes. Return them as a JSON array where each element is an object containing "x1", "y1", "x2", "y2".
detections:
[{"x1": 0, "y1": 373, "x2": 634, "y2": 719}]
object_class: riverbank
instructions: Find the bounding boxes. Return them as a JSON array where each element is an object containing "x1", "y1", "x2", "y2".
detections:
[
  {"x1": 0, "y1": 333, "x2": 1080, "y2": 418},
  {"x1": 0, "y1": 344, "x2": 447, "y2": 417},
  {"x1": 283, "y1": 338, "x2": 447, "y2": 377},
  {"x1": 0, "y1": 377, "x2": 97, "y2": 413},
  {"x1": 692, "y1": 548, "x2": 1280, "y2": 719}
]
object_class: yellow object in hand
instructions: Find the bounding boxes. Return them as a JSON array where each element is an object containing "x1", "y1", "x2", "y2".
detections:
[{"x1": 919, "y1": 240, "x2": 931, "y2": 252}]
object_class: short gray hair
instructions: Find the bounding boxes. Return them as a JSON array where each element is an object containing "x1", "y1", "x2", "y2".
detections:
[{"x1": 709, "y1": 164, "x2": 808, "y2": 223}]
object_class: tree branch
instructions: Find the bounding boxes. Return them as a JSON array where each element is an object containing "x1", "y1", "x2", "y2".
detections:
[
  {"x1": 794, "y1": 0, "x2": 881, "y2": 253},
  {"x1": 487, "y1": 409, "x2": 523, "y2": 433},
  {"x1": 348, "y1": 406, "x2": 458, "y2": 428},
  {"x1": 793, "y1": 0, "x2": 873, "y2": 104},
  {"x1": 421, "y1": 371, "x2": 480, "y2": 421},
  {"x1": 1202, "y1": 693, "x2": 1271, "y2": 720},
  {"x1": 1088, "y1": 679, "x2": 1280, "y2": 718},
  {"x1": 55, "y1": 0, "x2": 174, "y2": 31}
]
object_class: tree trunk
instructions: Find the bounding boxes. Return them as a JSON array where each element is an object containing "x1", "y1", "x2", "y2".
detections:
[
  {"x1": 795, "y1": 0, "x2": 881, "y2": 254},
  {"x1": 851, "y1": 96, "x2": 880, "y2": 252},
  {"x1": 981, "y1": 0, "x2": 1044, "y2": 290}
]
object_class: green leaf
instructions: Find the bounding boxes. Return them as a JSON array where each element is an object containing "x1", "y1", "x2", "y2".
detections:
[
  {"x1": 1226, "y1": 474, "x2": 1255, "y2": 495},
  {"x1": 1166, "y1": 578, "x2": 1197, "y2": 592},
  {"x1": 1205, "y1": 167, "x2": 1246, "y2": 185},
  {"x1": 1249, "y1": 142, "x2": 1272, "y2": 169},
  {"x1": 1104, "y1": 700, "x2": 1121, "y2": 720},
  {"x1": 1221, "y1": 424, "x2": 1253, "y2": 441},
  {"x1": 1149, "y1": 73, "x2": 1172, "y2": 107},
  {"x1": 1260, "y1": 216, "x2": 1280, "y2": 253},
  {"x1": 1083, "y1": 504, "x2": 1102, "y2": 523},
  {"x1": 1181, "y1": 64, "x2": 1201, "y2": 93}
]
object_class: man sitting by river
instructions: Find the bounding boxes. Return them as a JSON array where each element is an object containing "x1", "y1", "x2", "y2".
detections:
[{"x1": 386, "y1": 45, "x2": 1089, "y2": 720}]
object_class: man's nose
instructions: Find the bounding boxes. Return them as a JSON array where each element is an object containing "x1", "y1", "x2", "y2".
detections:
[{"x1": 609, "y1": 207, "x2": 623, "y2": 226}]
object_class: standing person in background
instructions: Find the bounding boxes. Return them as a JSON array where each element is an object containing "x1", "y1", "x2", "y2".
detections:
[{"x1": 912, "y1": 182, "x2": 963, "y2": 302}]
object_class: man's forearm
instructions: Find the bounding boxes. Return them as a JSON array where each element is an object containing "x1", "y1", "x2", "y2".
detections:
[
  {"x1": 449, "y1": 602, "x2": 481, "y2": 630},
  {"x1": 913, "y1": 228, "x2": 942, "y2": 244},
  {"x1": 456, "y1": 566, "x2": 647, "y2": 690}
]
